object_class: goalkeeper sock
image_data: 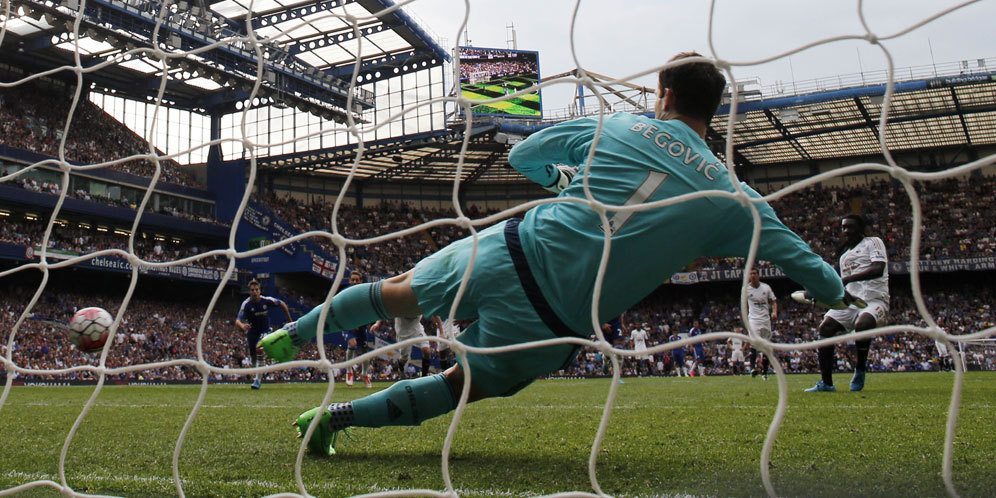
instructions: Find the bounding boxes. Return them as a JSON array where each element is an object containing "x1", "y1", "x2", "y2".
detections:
[
  {"x1": 290, "y1": 281, "x2": 390, "y2": 346},
  {"x1": 817, "y1": 345, "x2": 835, "y2": 386},
  {"x1": 854, "y1": 339, "x2": 871, "y2": 371},
  {"x1": 348, "y1": 374, "x2": 457, "y2": 428}
]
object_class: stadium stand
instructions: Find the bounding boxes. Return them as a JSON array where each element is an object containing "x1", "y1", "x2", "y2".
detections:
[
  {"x1": 0, "y1": 80, "x2": 203, "y2": 189},
  {"x1": 2, "y1": 265, "x2": 992, "y2": 383}
]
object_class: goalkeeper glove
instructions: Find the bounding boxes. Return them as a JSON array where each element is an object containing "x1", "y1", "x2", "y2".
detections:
[{"x1": 543, "y1": 164, "x2": 578, "y2": 194}]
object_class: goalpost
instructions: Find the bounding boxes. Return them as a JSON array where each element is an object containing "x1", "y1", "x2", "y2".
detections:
[
  {"x1": 958, "y1": 338, "x2": 996, "y2": 371},
  {"x1": 2, "y1": 0, "x2": 996, "y2": 497}
]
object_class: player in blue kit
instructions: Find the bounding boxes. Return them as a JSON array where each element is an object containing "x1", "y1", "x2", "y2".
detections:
[
  {"x1": 669, "y1": 329, "x2": 687, "y2": 377},
  {"x1": 259, "y1": 52, "x2": 849, "y2": 455},
  {"x1": 339, "y1": 271, "x2": 375, "y2": 388},
  {"x1": 235, "y1": 279, "x2": 291, "y2": 389},
  {"x1": 600, "y1": 314, "x2": 626, "y2": 377},
  {"x1": 688, "y1": 320, "x2": 707, "y2": 377}
]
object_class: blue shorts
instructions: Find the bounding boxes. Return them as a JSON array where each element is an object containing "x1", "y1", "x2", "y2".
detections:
[
  {"x1": 411, "y1": 219, "x2": 580, "y2": 397},
  {"x1": 247, "y1": 329, "x2": 268, "y2": 356}
]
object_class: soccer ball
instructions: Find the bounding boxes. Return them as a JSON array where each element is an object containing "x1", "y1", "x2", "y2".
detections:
[{"x1": 68, "y1": 307, "x2": 113, "y2": 353}]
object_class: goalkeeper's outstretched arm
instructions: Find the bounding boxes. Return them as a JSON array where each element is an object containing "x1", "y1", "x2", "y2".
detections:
[
  {"x1": 508, "y1": 117, "x2": 598, "y2": 192},
  {"x1": 709, "y1": 184, "x2": 844, "y2": 306}
]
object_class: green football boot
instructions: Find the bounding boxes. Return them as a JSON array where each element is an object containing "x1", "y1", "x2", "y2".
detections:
[
  {"x1": 259, "y1": 327, "x2": 299, "y2": 363},
  {"x1": 295, "y1": 406, "x2": 341, "y2": 456}
]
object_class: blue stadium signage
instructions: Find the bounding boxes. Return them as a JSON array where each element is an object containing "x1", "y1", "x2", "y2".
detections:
[
  {"x1": 243, "y1": 204, "x2": 297, "y2": 256},
  {"x1": 670, "y1": 257, "x2": 996, "y2": 284},
  {"x1": 0, "y1": 242, "x2": 230, "y2": 283},
  {"x1": 925, "y1": 73, "x2": 996, "y2": 89}
]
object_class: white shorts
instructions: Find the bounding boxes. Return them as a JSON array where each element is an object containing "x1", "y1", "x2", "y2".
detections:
[
  {"x1": 394, "y1": 316, "x2": 429, "y2": 357},
  {"x1": 634, "y1": 344, "x2": 649, "y2": 360},
  {"x1": 748, "y1": 319, "x2": 772, "y2": 340},
  {"x1": 730, "y1": 349, "x2": 744, "y2": 363},
  {"x1": 824, "y1": 299, "x2": 889, "y2": 332}
]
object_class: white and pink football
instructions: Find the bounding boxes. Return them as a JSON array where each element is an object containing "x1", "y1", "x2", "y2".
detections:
[{"x1": 68, "y1": 307, "x2": 113, "y2": 353}]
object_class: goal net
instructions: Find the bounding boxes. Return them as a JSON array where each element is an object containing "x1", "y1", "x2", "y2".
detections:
[
  {"x1": 958, "y1": 338, "x2": 996, "y2": 371},
  {"x1": 2, "y1": 0, "x2": 996, "y2": 497}
]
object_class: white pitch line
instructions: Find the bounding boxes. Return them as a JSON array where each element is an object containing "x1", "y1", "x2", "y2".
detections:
[
  {"x1": 8, "y1": 401, "x2": 992, "y2": 410},
  {"x1": 3, "y1": 471, "x2": 676, "y2": 498},
  {"x1": 12, "y1": 402, "x2": 298, "y2": 409},
  {"x1": 500, "y1": 403, "x2": 991, "y2": 410}
]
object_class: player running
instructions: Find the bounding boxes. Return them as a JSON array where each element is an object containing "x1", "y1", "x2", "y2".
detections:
[
  {"x1": 339, "y1": 271, "x2": 375, "y2": 388},
  {"x1": 805, "y1": 214, "x2": 889, "y2": 393},
  {"x1": 746, "y1": 268, "x2": 778, "y2": 379},
  {"x1": 259, "y1": 52, "x2": 846, "y2": 455},
  {"x1": 235, "y1": 279, "x2": 291, "y2": 389}
]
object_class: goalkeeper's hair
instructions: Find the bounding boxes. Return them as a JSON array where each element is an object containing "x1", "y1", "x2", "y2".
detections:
[{"x1": 658, "y1": 51, "x2": 726, "y2": 123}]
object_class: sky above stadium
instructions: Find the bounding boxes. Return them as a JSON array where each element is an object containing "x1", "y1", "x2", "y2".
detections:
[{"x1": 409, "y1": 0, "x2": 996, "y2": 113}]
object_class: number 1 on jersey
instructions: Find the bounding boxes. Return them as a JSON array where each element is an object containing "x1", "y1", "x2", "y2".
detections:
[{"x1": 600, "y1": 171, "x2": 669, "y2": 236}]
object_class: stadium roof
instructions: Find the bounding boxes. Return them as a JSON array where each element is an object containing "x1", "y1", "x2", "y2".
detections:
[
  {"x1": 259, "y1": 61, "x2": 996, "y2": 184},
  {"x1": 1, "y1": 0, "x2": 448, "y2": 120}
]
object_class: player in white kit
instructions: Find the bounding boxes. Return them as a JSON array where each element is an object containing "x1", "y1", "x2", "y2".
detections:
[
  {"x1": 630, "y1": 324, "x2": 650, "y2": 375},
  {"x1": 934, "y1": 317, "x2": 954, "y2": 372},
  {"x1": 746, "y1": 269, "x2": 778, "y2": 379},
  {"x1": 728, "y1": 329, "x2": 745, "y2": 375},
  {"x1": 393, "y1": 315, "x2": 433, "y2": 378},
  {"x1": 806, "y1": 214, "x2": 889, "y2": 393}
]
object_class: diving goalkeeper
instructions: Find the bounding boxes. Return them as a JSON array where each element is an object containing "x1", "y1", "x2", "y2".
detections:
[{"x1": 260, "y1": 52, "x2": 847, "y2": 455}]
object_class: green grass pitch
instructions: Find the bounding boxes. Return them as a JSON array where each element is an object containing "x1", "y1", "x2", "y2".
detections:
[{"x1": 1, "y1": 372, "x2": 994, "y2": 497}]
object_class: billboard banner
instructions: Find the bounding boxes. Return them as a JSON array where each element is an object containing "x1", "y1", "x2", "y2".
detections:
[
  {"x1": 459, "y1": 47, "x2": 541, "y2": 118},
  {"x1": 243, "y1": 203, "x2": 296, "y2": 256},
  {"x1": 1, "y1": 242, "x2": 233, "y2": 284}
]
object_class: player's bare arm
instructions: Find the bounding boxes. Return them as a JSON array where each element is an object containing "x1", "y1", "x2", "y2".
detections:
[{"x1": 280, "y1": 301, "x2": 292, "y2": 323}]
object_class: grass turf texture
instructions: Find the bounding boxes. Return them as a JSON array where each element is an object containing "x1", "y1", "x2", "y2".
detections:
[
  {"x1": 1, "y1": 373, "x2": 994, "y2": 497},
  {"x1": 460, "y1": 76, "x2": 541, "y2": 116}
]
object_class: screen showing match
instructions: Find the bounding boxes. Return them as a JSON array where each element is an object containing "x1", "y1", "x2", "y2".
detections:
[{"x1": 458, "y1": 47, "x2": 542, "y2": 118}]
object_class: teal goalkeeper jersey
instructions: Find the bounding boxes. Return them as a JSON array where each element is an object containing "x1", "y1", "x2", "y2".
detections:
[{"x1": 508, "y1": 113, "x2": 843, "y2": 335}]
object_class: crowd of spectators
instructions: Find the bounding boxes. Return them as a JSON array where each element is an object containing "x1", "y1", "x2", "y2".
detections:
[
  {"x1": 0, "y1": 83, "x2": 202, "y2": 188},
  {"x1": 0, "y1": 216, "x2": 231, "y2": 271},
  {"x1": 252, "y1": 175, "x2": 996, "y2": 281},
  {"x1": 9, "y1": 173, "x2": 228, "y2": 226},
  {"x1": 631, "y1": 176, "x2": 996, "y2": 272},
  {"x1": 0, "y1": 287, "x2": 452, "y2": 383},
  {"x1": 258, "y1": 191, "x2": 506, "y2": 279},
  {"x1": 564, "y1": 284, "x2": 995, "y2": 378},
  {"x1": 2, "y1": 278, "x2": 992, "y2": 383}
]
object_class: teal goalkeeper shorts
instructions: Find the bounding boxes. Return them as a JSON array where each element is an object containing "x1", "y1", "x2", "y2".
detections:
[{"x1": 411, "y1": 219, "x2": 580, "y2": 397}]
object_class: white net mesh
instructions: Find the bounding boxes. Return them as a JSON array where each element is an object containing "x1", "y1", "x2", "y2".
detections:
[{"x1": 2, "y1": 0, "x2": 996, "y2": 496}]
